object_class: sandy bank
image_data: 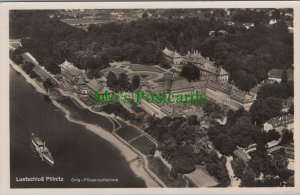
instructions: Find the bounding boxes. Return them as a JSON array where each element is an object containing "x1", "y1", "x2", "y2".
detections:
[
  {"x1": 10, "y1": 60, "x2": 47, "y2": 95},
  {"x1": 10, "y1": 60, "x2": 161, "y2": 187}
]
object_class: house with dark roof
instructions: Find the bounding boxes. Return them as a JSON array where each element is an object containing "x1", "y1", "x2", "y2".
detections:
[
  {"x1": 59, "y1": 60, "x2": 89, "y2": 96},
  {"x1": 183, "y1": 50, "x2": 207, "y2": 64},
  {"x1": 163, "y1": 48, "x2": 229, "y2": 83},
  {"x1": 233, "y1": 147, "x2": 250, "y2": 163},
  {"x1": 198, "y1": 62, "x2": 229, "y2": 83},
  {"x1": 162, "y1": 48, "x2": 183, "y2": 65},
  {"x1": 267, "y1": 68, "x2": 293, "y2": 83},
  {"x1": 268, "y1": 69, "x2": 283, "y2": 83},
  {"x1": 183, "y1": 50, "x2": 229, "y2": 83}
]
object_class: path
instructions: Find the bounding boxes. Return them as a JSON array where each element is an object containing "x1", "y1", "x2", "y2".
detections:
[{"x1": 225, "y1": 156, "x2": 241, "y2": 187}]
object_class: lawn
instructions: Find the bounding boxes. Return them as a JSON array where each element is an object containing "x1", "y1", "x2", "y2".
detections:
[
  {"x1": 129, "y1": 135, "x2": 156, "y2": 155},
  {"x1": 58, "y1": 99, "x2": 115, "y2": 131},
  {"x1": 130, "y1": 64, "x2": 164, "y2": 73},
  {"x1": 101, "y1": 67, "x2": 128, "y2": 77},
  {"x1": 115, "y1": 126, "x2": 142, "y2": 142},
  {"x1": 153, "y1": 73, "x2": 173, "y2": 83}
]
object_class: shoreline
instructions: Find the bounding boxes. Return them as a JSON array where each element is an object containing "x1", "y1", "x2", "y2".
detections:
[
  {"x1": 9, "y1": 61, "x2": 162, "y2": 188},
  {"x1": 10, "y1": 60, "x2": 47, "y2": 96},
  {"x1": 52, "y1": 100, "x2": 161, "y2": 187}
]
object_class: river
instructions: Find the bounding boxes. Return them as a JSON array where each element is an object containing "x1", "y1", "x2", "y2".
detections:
[{"x1": 9, "y1": 67, "x2": 146, "y2": 188}]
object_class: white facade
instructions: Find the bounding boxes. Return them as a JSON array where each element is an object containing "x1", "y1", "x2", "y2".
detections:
[
  {"x1": 173, "y1": 56, "x2": 183, "y2": 65},
  {"x1": 205, "y1": 87, "x2": 253, "y2": 111}
]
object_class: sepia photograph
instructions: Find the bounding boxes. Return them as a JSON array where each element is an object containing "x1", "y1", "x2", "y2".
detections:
[{"x1": 0, "y1": 1, "x2": 299, "y2": 194}]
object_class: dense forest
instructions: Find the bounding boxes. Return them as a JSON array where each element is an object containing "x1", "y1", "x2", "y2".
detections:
[
  {"x1": 10, "y1": 11, "x2": 110, "y2": 76},
  {"x1": 10, "y1": 9, "x2": 293, "y2": 91}
]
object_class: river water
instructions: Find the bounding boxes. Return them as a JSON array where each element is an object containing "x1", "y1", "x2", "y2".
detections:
[{"x1": 9, "y1": 67, "x2": 146, "y2": 188}]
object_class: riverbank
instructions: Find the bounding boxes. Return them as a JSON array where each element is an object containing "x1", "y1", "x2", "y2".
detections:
[
  {"x1": 9, "y1": 60, "x2": 162, "y2": 187},
  {"x1": 10, "y1": 60, "x2": 47, "y2": 95},
  {"x1": 52, "y1": 100, "x2": 161, "y2": 187}
]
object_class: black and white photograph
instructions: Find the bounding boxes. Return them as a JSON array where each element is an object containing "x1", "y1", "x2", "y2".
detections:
[{"x1": 0, "y1": 1, "x2": 299, "y2": 194}]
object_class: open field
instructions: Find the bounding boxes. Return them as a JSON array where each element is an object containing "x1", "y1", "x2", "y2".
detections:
[
  {"x1": 130, "y1": 135, "x2": 156, "y2": 155},
  {"x1": 128, "y1": 72, "x2": 161, "y2": 81},
  {"x1": 57, "y1": 98, "x2": 115, "y2": 132},
  {"x1": 130, "y1": 64, "x2": 164, "y2": 73},
  {"x1": 153, "y1": 72, "x2": 173, "y2": 83},
  {"x1": 185, "y1": 165, "x2": 219, "y2": 187},
  {"x1": 115, "y1": 126, "x2": 142, "y2": 142}
]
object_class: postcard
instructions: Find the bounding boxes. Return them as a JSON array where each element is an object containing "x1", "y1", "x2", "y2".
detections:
[{"x1": 0, "y1": 1, "x2": 299, "y2": 195}]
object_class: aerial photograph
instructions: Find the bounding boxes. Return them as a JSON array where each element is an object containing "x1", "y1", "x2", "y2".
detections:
[{"x1": 9, "y1": 8, "x2": 294, "y2": 188}]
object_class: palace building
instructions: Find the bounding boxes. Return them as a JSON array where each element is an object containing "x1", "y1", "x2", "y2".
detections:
[
  {"x1": 59, "y1": 60, "x2": 89, "y2": 96},
  {"x1": 162, "y1": 48, "x2": 229, "y2": 83},
  {"x1": 137, "y1": 75, "x2": 256, "y2": 118},
  {"x1": 204, "y1": 80, "x2": 256, "y2": 111},
  {"x1": 162, "y1": 48, "x2": 183, "y2": 65}
]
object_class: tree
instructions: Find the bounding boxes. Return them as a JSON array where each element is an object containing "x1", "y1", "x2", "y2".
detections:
[
  {"x1": 51, "y1": 65, "x2": 61, "y2": 75},
  {"x1": 231, "y1": 158, "x2": 246, "y2": 178},
  {"x1": 118, "y1": 73, "x2": 130, "y2": 91},
  {"x1": 272, "y1": 9, "x2": 281, "y2": 20},
  {"x1": 214, "y1": 133, "x2": 236, "y2": 155},
  {"x1": 14, "y1": 47, "x2": 25, "y2": 55},
  {"x1": 11, "y1": 9, "x2": 293, "y2": 88},
  {"x1": 187, "y1": 115, "x2": 198, "y2": 125},
  {"x1": 279, "y1": 129, "x2": 294, "y2": 146},
  {"x1": 250, "y1": 99, "x2": 275, "y2": 125},
  {"x1": 158, "y1": 55, "x2": 171, "y2": 69},
  {"x1": 131, "y1": 75, "x2": 140, "y2": 91},
  {"x1": 241, "y1": 168, "x2": 256, "y2": 187},
  {"x1": 43, "y1": 78, "x2": 53, "y2": 89},
  {"x1": 204, "y1": 152, "x2": 230, "y2": 187},
  {"x1": 171, "y1": 145, "x2": 196, "y2": 174},
  {"x1": 281, "y1": 69, "x2": 288, "y2": 84},
  {"x1": 264, "y1": 97, "x2": 282, "y2": 112},
  {"x1": 10, "y1": 52, "x2": 23, "y2": 64},
  {"x1": 22, "y1": 61, "x2": 34, "y2": 74},
  {"x1": 176, "y1": 123, "x2": 197, "y2": 144},
  {"x1": 288, "y1": 103, "x2": 294, "y2": 114},
  {"x1": 271, "y1": 149, "x2": 288, "y2": 169},
  {"x1": 180, "y1": 63, "x2": 200, "y2": 82},
  {"x1": 107, "y1": 71, "x2": 117, "y2": 88},
  {"x1": 142, "y1": 12, "x2": 149, "y2": 19},
  {"x1": 229, "y1": 116, "x2": 257, "y2": 148},
  {"x1": 100, "y1": 53, "x2": 110, "y2": 66},
  {"x1": 264, "y1": 129, "x2": 280, "y2": 143},
  {"x1": 30, "y1": 71, "x2": 38, "y2": 78}
]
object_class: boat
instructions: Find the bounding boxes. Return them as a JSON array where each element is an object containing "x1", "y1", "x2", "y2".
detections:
[{"x1": 31, "y1": 133, "x2": 54, "y2": 166}]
